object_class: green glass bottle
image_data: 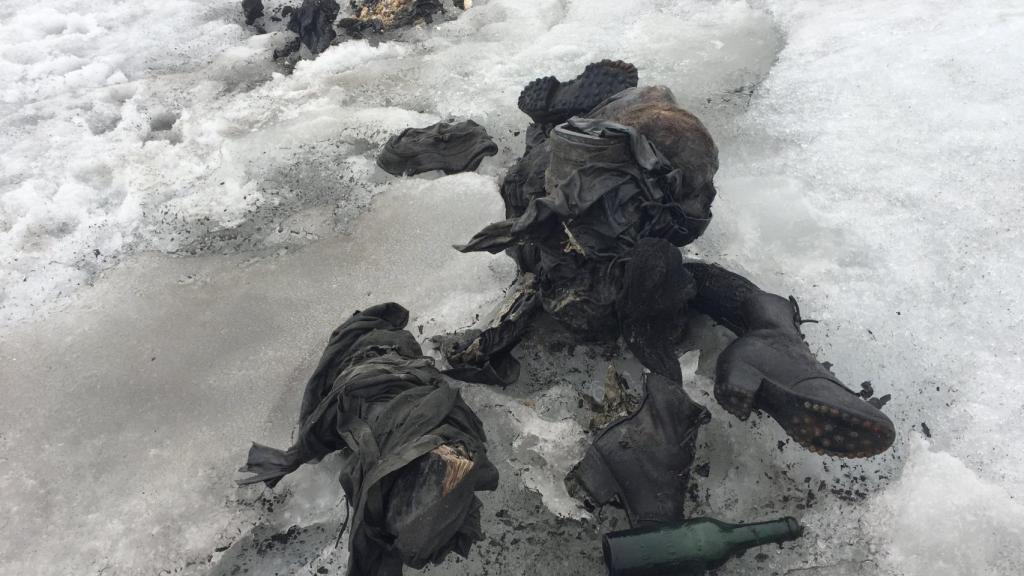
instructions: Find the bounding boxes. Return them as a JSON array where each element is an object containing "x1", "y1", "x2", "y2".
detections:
[{"x1": 602, "y1": 516, "x2": 804, "y2": 576}]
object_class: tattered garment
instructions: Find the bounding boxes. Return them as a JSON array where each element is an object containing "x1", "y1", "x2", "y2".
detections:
[
  {"x1": 457, "y1": 118, "x2": 709, "y2": 258},
  {"x1": 377, "y1": 120, "x2": 498, "y2": 176},
  {"x1": 454, "y1": 119, "x2": 708, "y2": 340},
  {"x1": 238, "y1": 303, "x2": 497, "y2": 576},
  {"x1": 287, "y1": 0, "x2": 340, "y2": 55},
  {"x1": 242, "y1": 0, "x2": 264, "y2": 25}
]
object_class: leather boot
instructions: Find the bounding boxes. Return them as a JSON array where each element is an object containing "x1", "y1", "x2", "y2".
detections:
[
  {"x1": 567, "y1": 373, "x2": 709, "y2": 527},
  {"x1": 715, "y1": 293, "x2": 896, "y2": 457}
]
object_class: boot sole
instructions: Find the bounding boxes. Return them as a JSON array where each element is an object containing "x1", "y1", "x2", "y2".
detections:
[
  {"x1": 717, "y1": 371, "x2": 895, "y2": 458},
  {"x1": 517, "y1": 60, "x2": 639, "y2": 124}
]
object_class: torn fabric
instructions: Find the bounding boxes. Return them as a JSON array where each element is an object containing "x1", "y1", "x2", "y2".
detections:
[{"x1": 238, "y1": 303, "x2": 498, "y2": 576}]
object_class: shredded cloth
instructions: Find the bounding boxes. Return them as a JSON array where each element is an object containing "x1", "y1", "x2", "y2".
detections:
[
  {"x1": 242, "y1": 0, "x2": 264, "y2": 26},
  {"x1": 286, "y1": 0, "x2": 340, "y2": 55},
  {"x1": 456, "y1": 118, "x2": 709, "y2": 258},
  {"x1": 238, "y1": 303, "x2": 498, "y2": 576},
  {"x1": 453, "y1": 118, "x2": 708, "y2": 340},
  {"x1": 377, "y1": 120, "x2": 498, "y2": 176}
]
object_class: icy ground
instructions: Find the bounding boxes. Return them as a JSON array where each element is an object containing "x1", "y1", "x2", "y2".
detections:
[{"x1": 1, "y1": 0, "x2": 1023, "y2": 574}]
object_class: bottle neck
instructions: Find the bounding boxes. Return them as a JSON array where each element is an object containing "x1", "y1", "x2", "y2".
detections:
[{"x1": 720, "y1": 517, "x2": 804, "y2": 550}]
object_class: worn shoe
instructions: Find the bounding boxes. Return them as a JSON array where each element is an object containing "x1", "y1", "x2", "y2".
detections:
[
  {"x1": 715, "y1": 293, "x2": 896, "y2": 457},
  {"x1": 517, "y1": 60, "x2": 639, "y2": 125},
  {"x1": 567, "y1": 373, "x2": 709, "y2": 527}
]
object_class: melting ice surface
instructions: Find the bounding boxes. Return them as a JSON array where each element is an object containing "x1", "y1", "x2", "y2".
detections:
[{"x1": 2, "y1": 0, "x2": 1023, "y2": 574}]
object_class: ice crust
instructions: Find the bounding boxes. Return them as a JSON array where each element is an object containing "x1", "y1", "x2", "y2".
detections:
[{"x1": 1, "y1": 0, "x2": 1023, "y2": 575}]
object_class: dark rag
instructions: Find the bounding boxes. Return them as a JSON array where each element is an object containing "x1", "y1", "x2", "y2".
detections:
[
  {"x1": 377, "y1": 120, "x2": 498, "y2": 176},
  {"x1": 238, "y1": 303, "x2": 497, "y2": 576},
  {"x1": 456, "y1": 118, "x2": 709, "y2": 258}
]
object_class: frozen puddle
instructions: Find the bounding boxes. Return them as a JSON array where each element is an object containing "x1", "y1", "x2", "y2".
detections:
[{"x1": 3, "y1": 1, "x2": 1024, "y2": 575}]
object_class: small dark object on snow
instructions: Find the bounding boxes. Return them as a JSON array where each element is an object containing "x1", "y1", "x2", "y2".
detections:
[
  {"x1": 859, "y1": 380, "x2": 875, "y2": 399},
  {"x1": 567, "y1": 372, "x2": 709, "y2": 526},
  {"x1": 242, "y1": 0, "x2": 264, "y2": 25},
  {"x1": 921, "y1": 421, "x2": 932, "y2": 438},
  {"x1": 238, "y1": 303, "x2": 498, "y2": 576},
  {"x1": 288, "y1": 0, "x2": 341, "y2": 55},
  {"x1": 377, "y1": 120, "x2": 498, "y2": 176},
  {"x1": 867, "y1": 393, "x2": 892, "y2": 409}
]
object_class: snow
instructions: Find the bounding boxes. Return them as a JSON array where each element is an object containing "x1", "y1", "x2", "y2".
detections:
[
  {"x1": 869, "y1": 436, "x2": 1024, "y2": 575},
  {"x1": 1, "y1": 0, "x2": 1023, "y2": 575}
]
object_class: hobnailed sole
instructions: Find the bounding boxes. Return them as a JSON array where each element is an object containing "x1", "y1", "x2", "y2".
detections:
[
  {"x1": 717, "y1": 375, "x2": 895, "y2": 458},
  {"x1": 517, "y1": 60, "x2": 639, "y2": 124}
]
